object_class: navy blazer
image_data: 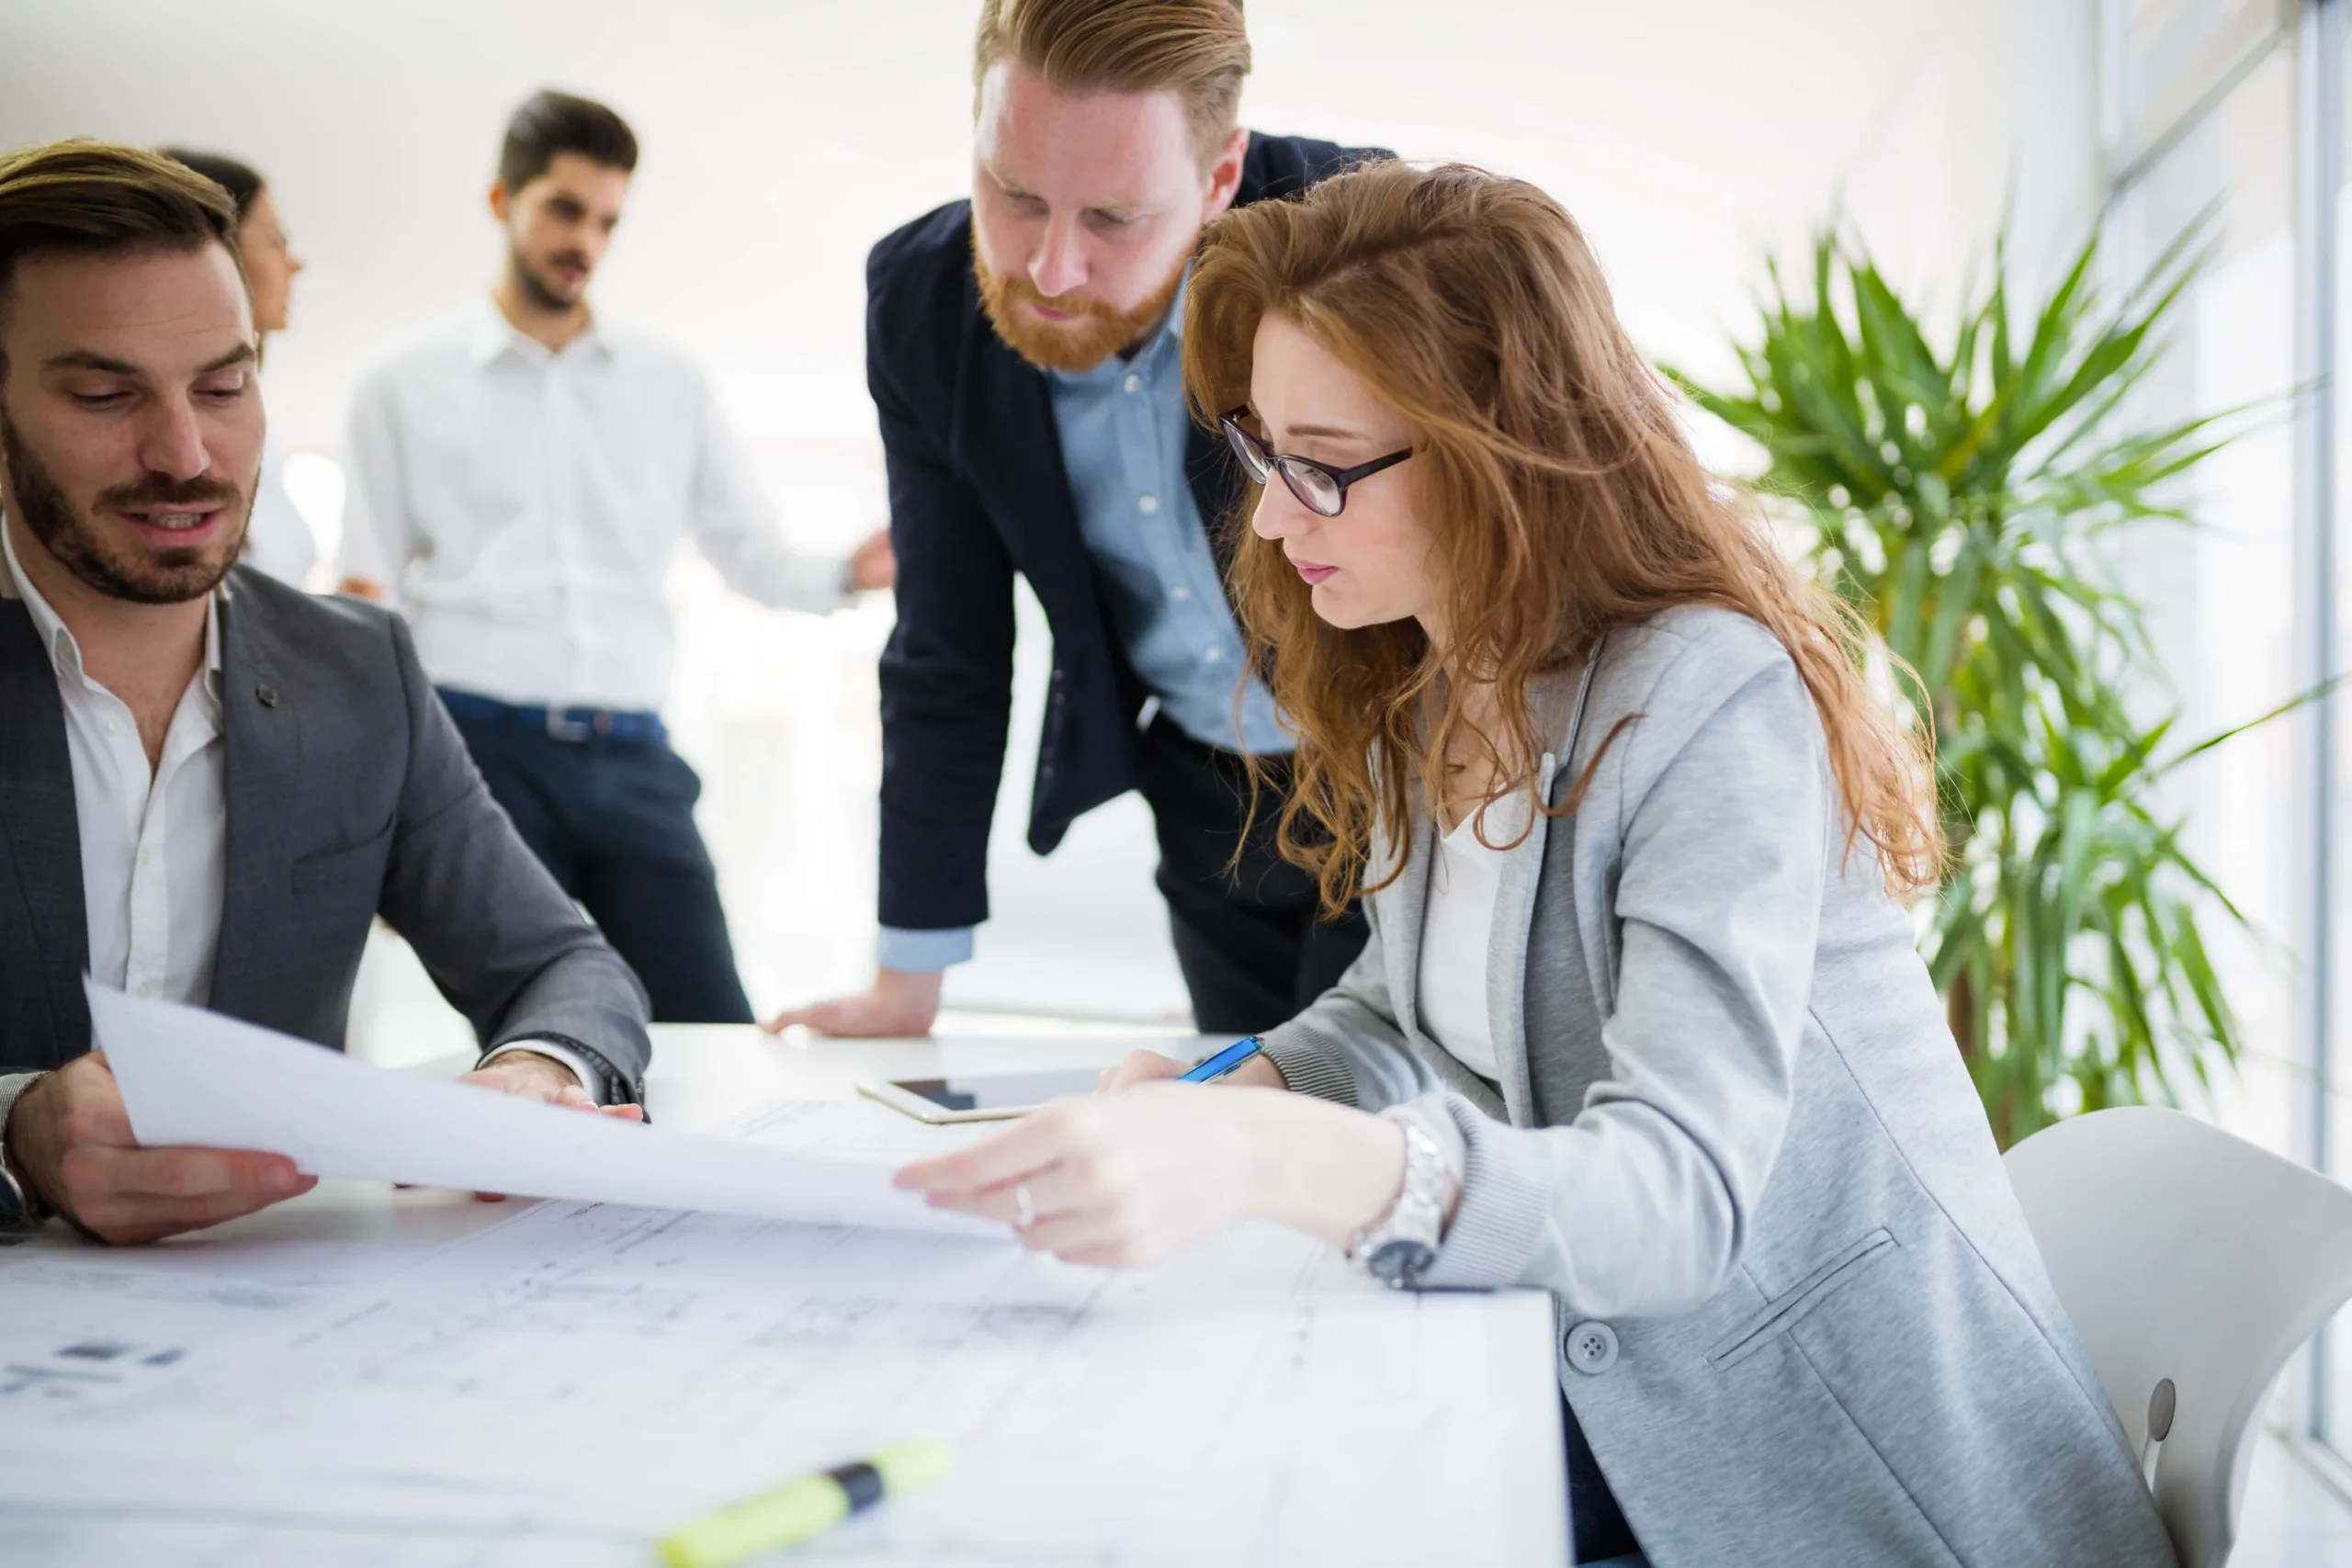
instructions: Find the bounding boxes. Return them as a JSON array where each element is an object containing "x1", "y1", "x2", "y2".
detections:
[
  {"x1": 865, "y1": 131, "x2": 1381, "y2": 934},
  {"x1": 0, "y1": 567, "x2": 652, "y2": 1094}
]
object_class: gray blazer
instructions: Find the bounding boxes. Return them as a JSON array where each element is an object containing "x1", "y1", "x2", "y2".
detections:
[
  {"x1": 1262, "y1": 606, "x2": 2176, "y2": 1567},
  {"x1": 0, "y1": 565, "x2": 650, "y2": 1097}
]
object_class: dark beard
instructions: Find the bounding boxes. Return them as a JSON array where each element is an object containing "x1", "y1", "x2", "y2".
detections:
[
  {"x1": 0, "y1": 407, "x2": 247, "y2": 605},
  {"x1": 510, "y1": 243, "x2": 585, "y2": 313}
]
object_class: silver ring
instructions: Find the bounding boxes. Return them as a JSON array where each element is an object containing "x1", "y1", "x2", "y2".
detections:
[{"x1": 1013, "y1": 1184, "x2": 1035, "y2": 1230}]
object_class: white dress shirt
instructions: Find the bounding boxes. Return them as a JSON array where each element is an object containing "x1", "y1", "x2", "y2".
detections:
[
  {"x1": 340, "y1": 298, "x2": 847, "y2": 711},
  {"x1": 1415, "y1": 791, "x2": 1532, "y2": 1085},
  {"x1": 0, "y1": 522, "x2": 601, "y2": 1102},
  {"x1": 4, "y1": 524, "x2": 226, "y2": 1009}
]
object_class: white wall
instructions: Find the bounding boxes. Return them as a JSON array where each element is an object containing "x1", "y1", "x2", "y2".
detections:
[{"x1": 0, "y1": 0, "x2": 2105, "y2": 1026}]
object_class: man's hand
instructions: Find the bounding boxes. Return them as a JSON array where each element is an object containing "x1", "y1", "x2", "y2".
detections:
[
  {"x1": 4, "y1": 1052, "x2": 316, "y2": 1245},
  {"x1": 847, "y1": 528, "x2": 895, "y2": 593},
  {"x1": 457, "y1": 1050, "x2": 644, "y2": 1202},
  {"x1": 763, "y1": 967, "x2": 942, "y2": 1038}
]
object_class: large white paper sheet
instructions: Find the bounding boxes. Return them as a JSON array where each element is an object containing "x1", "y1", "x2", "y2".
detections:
[
  {"x1": 87, "y1": 980, "x2": 998, "y2": 1238},
  {"x1": 0, "y1": 1196, "x2": 1566, "y2": 1566}
]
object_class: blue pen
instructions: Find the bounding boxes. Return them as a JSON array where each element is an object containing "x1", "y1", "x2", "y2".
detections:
[{"x1": 1179, "y1": 1036, "x2": 1264, "y2": 1083}]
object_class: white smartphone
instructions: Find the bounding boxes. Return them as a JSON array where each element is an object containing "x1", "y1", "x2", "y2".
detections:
[{"x1": 857, "y1": 1066, "x2": 1108, "y2": 1124}]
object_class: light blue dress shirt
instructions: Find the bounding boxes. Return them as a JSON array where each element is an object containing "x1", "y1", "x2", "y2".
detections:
[{"x1": 878, "y1": 274, "x2": 1291, "y2": 973}]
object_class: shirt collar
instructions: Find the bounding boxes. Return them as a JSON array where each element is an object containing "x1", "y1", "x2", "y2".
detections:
[
  {"x1": 468, "y1": 293, "x2": 612, "y2": 368},
  {"x1": 1, "y1": 512, "x2": 225, "y2": 698}
]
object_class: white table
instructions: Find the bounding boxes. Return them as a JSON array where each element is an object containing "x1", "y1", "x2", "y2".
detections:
[{"x1": 0, "y1": 1022, "x2": 1569, "y2": 1566}]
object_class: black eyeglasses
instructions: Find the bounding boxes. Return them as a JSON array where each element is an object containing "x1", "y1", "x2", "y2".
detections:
[{"x1": 1220, "y1": 407, "x2": 1412, "y2": 518}]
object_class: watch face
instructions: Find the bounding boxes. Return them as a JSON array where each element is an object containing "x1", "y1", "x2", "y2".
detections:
[
  {"x1": 0, "y1": 1168, "x2": 27, "y2": 1232},
  {"x1": 1368, "y1": 1237, "x2": 1436, "y2": 1289}
]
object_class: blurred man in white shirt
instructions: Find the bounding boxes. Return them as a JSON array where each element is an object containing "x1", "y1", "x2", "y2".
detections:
[{"x1": 338, "y1": 90, "x2": 891, "y2": 1022}]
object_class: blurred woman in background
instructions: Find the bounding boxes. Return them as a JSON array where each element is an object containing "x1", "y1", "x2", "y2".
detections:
[{"x1": 162, "y1": 147, "x2": 315, "y2": 588}]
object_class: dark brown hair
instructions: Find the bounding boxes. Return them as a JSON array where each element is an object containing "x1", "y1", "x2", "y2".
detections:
[
  {"x1": 1182, "y1": 162, "x2": 1941, "y2": 913},
  {"x1": 0, "y1": 139, "x2": 240, "y2": 375},
  {"x1": 159, "y1": 148, "x2": 265, "y2": 221},
  {"x1": 498, "y1": 89, "x2": 639, "y2": 193},
  {"x1": 975, "y1": 0, "x2": 1250, "y2": 165}
]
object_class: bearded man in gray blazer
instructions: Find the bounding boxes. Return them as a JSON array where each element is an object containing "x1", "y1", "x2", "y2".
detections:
[{"x1": 0, "y1": 140, "x2": 651, "y2": 1246}]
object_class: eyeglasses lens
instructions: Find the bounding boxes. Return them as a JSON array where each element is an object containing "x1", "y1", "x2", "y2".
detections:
[
  {"x1": 1223, "y1": 419, "x2": 1272, "y2": 483},
  {"x1": 1282, "y1": 460, "x2": 1344, "y2": 516}
]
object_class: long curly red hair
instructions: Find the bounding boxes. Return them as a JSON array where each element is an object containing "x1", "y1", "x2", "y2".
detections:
[{"x1": 1182, "y1": 161, "x2": 1939, "y2": 914}]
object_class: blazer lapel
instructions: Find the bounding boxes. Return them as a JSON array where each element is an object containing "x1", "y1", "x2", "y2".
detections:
[
  {"x1": 0, "y1": 598, "x2": 90, "y2": 1050},
  {"x1": 1483, "y1": 647, "x2": 1608, "y2": 1126},
  {"x1": 949, "y1": 300, "x2": 1092, "y2": 603},
  {"x1": 1379, "y1": 813, "x2": 1436, "y2": 1047},
  {"x1": 1484, "y1": 767, "x2": 1551, "y2": 1127},
  {"x1": 209, "y1": 589, "x2": 298, "y2": 1010}
]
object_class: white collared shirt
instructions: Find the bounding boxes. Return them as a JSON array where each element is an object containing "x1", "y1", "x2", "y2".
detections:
[
  {"x1": 340, "y1": 298, "x2": 847, "y2": 712},
  {"x1": 2, "y1": 522, "x2": 225, "y2": 1009},
  {"x1": 0, "y1": 521, "x2": 601, "y2": 1100}
]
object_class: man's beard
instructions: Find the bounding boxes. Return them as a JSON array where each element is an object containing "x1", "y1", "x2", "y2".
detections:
[
  {"x1": 973, "y1": 232, "x2": 1189, "y2": 374},
  {"x1": 0, "y1": 407, "x2": 248, "y2": 606},
  {"x1": 511, "y1": 242, "x2": 589, "y2": 313}
]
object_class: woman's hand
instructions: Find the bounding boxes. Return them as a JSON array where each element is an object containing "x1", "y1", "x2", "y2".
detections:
[
  {"x1": 1096, "y1": 1049, "x2": 1186, "y2": 1090},
  {"x1": 1097, "y1": 1047, "x2": 1289, "y2": 1092},
  {"x1": 894, "y1": 1084, "x2": 1405, "y2": 1268}
]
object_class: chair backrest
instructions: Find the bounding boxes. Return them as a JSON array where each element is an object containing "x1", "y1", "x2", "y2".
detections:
[{"x1": 2004, "y1": 1106, "x2": 2352, "y2": 1568}]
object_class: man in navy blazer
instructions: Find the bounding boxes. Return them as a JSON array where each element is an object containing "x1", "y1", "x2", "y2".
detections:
[{"x1": 774, "y1": 0, "x2": 1384, "y2": 1038}]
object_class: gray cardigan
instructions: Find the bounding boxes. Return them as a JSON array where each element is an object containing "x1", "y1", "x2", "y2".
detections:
[{"x1": 1262, "y1": 605, "x2": 2176, "y2": 1568}]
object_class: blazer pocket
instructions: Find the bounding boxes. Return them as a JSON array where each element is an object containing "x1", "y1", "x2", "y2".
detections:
[
  {"x1": 1706, "y1": 1226, "x2": 1901, "y2": 1371},
  {"x1": 290, "y1": 826, "x2": 395, "y2": 896}
]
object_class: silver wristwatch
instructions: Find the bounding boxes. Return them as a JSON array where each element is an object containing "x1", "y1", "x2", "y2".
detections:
[
  {"x1": 1348, "y1": 1116, "x2": 1451, "y2": 1290},
  {"x1": 0, "y1": 1080, "x2": 49, "y2": 1234}
]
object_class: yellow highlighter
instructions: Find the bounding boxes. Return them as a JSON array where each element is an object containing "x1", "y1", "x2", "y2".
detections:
[{"x1": 659, "y1": 1441, "x2": 951, "y2": 1568}]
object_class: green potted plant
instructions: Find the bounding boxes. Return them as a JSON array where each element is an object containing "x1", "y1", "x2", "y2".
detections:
[{"x1": 1672, "y1": 220, "x2": 2294, "y2": 1147}]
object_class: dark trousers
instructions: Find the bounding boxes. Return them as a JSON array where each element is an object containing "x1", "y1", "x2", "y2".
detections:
[
  {"x1": 1565, "y1": 1395, "x2": 1639, "y2": 1562},
  {"x1": 443, "y1": 704, "x2": 753, "y2": 1024},
  {"x1": 1131, "y1": 715, "x2": 1369, "y2": 1034}
]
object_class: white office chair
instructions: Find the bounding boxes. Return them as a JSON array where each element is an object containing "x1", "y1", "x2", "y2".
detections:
[{"x1": 2004, "y1": 1106, "x2": 2352, "y2": 1568}]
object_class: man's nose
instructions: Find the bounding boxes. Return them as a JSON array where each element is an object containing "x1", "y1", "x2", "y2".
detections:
[
  {"x1": 1030, "y1": 216, "x2": 1086, "y2": 299},
  {"x1": 137, "y1": 395, "x2": 211, "y2": 481}
]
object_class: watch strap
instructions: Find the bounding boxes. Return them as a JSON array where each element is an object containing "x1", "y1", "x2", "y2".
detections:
[
  {"x1": 1348, "y1": 1117, "x2": 1452, "y2": 1283},
  {"x1": 481, "y1": 1035, "x2": 644, "y2": 1120},
  {"x1": 0, "y1": 1071, "x2": 51, "y2": 1231}
]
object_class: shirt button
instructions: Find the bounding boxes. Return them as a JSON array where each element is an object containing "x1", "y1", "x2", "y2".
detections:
[
  {"x1": 105, "y1": 718, "x2": 121, "y2": 736},
  {"x1": 1204, "y1": 648, "x2": 1225, "y2": 664},
  {"x1": 139, "y1": 849, "x2": 154, "y2": 869},
  {"x1": 136, "y1": 981, "x2": 156, "y2": 998},
  {"x1": 1169, "y1": 584, "x2": 1193, "y2": 602},
  {"x1": 1137, "y1": 494, "x2": 1160, "y2": 515},
  {"x1": 1123, "y1": 373, "x2": 1143, "y2": 394}
]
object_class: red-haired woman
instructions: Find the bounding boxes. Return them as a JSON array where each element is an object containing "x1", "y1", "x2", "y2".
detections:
[{"x1": 899, "y1": 162, "x2": 2176, "y2": 1568}]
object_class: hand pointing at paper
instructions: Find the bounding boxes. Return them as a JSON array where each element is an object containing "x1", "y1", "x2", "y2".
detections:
[{"x1": 4, "y1": 1049, "x2": 640, "y2": 1244}]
